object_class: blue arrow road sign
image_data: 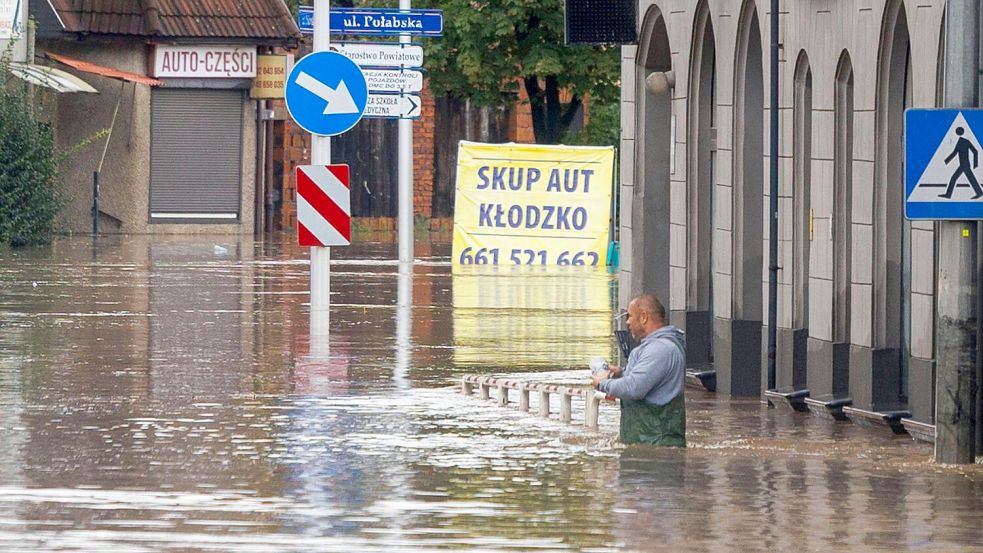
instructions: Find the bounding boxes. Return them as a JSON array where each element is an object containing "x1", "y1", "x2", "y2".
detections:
[
  {"x1": 298, "y1": 7, "x2": 443, "y2": 36},
  {"x1": 285, "y1": 51, "x2": 368, "y2": 137},
  {"x1": 906, "y1": 109, "x2": 983, "y2": 220}
]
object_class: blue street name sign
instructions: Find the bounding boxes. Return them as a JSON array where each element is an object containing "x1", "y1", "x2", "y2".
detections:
[
  {"x1": 906, "y1": 109, "x2": 983, "y2": 220},
  {"x1": 285, "y1": 51, "x2": 368, "y2": 137},
  {"x1": 298, "y1": 7, "x2": 443, "y2": 36}
]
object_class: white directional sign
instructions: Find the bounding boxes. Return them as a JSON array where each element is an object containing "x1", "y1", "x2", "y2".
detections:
[
  {"x1": 330, "y1": 42, "x2": 424, "y2": 69},
  {"x1": 363, "y1": 68, "x2": 423, "y2": 93},
  {"x1": 365, "y1": 94, "x2": 421, "y2": 119}
]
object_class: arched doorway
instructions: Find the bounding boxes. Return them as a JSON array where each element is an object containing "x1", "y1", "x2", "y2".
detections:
[
  {"x1": 857, "y1": 0, "x2": 911, "y2": 411},
  {"x1": 628, "y1": 5, "x2": 673, "y2": 308},
  {"x1": 717, "y1": 0, "x2": 764, "y2": 396},
  {"x1": 685, "y1": 0, "x2": 716, "y2": 369}
]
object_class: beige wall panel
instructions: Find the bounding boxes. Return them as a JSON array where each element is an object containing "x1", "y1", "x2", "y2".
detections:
[
  {"x1": 811, "y1": 217, "x2": 832, "y2": 280},
  {"x1": 778, "y1": 282, "x2": 793, "y2": 328},
  {"x1": 714, "y1": 182, "x2": 733, "y2": 232},
  {"x1": 852, "y1": 223, "x2": 874, "y2": 285},
  {"x1": 852, "y1": 160, "x2": 875, "y2": 225},
  {"x1": 670, "y1": 224, "x2": 687, "y2": 268},
  {"x1": 714, "y1": 272, "x2": 733, "y2": 320},
  {"x1": 621, "y1": 182, "x2": 634, "y2": 228},
  {"x1": 910, "y1": 292, "x2": 935, "y2": 359},
  {"x1": 622, "y1": 140, "x2": 636, "y2": 187},
  {"x1": 809, "y1": 276, "x2": 833, "y2": 341},
  {"x1": 910, "y1": 228, "x2": 935, "y2": 296},
  {"x1": 851, "y1": 282, "x2": 873, "y2": 347},
  {"x1": 714, "y1": 227, "x2": 732, "y2": 275},
  {"x1": 854, "y1": 109, "x2": 876, "y2": 162},
  {"x1": 670, "y1": 266, "x2": 687, "y2": 310},
  {"x1": 670, "y1": 180, "x2": 687, "y2": 226}
]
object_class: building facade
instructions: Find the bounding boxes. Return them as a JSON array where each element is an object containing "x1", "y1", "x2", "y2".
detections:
[
  {"x1": 29, "y1": 0, "x2": 299, "y2": 234},
  {"x1": 620, "y1": 0, "x2": 943, "y2": 427}
]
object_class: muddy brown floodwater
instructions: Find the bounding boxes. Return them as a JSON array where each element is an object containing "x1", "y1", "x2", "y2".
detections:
[{"x1": 0, "y1": 235, "x2": 981, "y2": 552}]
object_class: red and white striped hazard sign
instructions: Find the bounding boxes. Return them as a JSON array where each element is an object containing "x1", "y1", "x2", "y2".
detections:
[{"x1": 297, "y1": 164, "x2": 351, "y2": 247}]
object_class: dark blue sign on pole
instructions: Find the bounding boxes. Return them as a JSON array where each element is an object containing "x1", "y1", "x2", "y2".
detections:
[
  {"x1": 297, "y1": 7, "x2": 443, "y2": 37},
  {"x1": 906, "y1": 109, "x2": 983, "y2": 220}
]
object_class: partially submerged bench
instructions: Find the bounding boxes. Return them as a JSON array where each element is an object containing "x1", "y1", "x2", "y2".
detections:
[
  {"x1": 804, "y1": 394, "x2": 853, "y2": 421},
  {"x1": 685, "y1": 368, "x2": 717, "y2": 392},
  {"x1": 842, "y1": 405, "x2": 911, "y2": 434},
  {"x1": 461, "y1": 375, "x2": 615, "y2": 430},
  {"x1": 764, "y1": 387, "x2": 810, "y2": 412}
]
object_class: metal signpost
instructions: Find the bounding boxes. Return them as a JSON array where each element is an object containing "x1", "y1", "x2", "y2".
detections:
[
  {"x1": 285, "y1": 3, "x2": 368, "y2": 342},
  {"x1": 299, "y1": 4, "x2": 442, "y2": 264}
]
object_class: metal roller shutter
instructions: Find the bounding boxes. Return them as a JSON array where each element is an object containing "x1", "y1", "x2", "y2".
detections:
[{"x1": 150, "y1": 89, "x2": 243, "y2": 221}]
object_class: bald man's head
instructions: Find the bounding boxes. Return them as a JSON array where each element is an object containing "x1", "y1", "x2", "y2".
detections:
[
  {"x1": 625, "y1": 293, "x2": 667, "y2": 338},
  {"x1": 632, "y1": 293, "x2": 666, "y2": 323}
]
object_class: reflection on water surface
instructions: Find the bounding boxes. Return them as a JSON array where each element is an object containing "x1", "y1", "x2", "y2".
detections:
[{"x1": 0, "y1": 235, "x2": 980, "y2": 552}]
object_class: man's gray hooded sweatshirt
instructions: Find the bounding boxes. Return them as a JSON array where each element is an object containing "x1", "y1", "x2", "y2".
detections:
[
  {"x1": 599, "y1": 325, "x2": 685, "y2": 405},
  {"x1": 598, "y1": 325, "x2": 686, "y2": 446}
]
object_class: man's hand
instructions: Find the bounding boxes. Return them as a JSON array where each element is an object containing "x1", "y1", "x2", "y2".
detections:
[
  {"x1": 591, "y1": 370, "x2": 611, "y2": 389},
  {"x1": 608, "y1": 364, "x2": 623, "y2": 378}
]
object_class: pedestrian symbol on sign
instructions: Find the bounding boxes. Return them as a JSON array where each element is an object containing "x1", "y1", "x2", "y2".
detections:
[
  {"x1": 905, "y1": 109, "x2": 983, "y2": 219},
  {"x1": 939, "y1": 126, "x2": 982, "y2": 199}
]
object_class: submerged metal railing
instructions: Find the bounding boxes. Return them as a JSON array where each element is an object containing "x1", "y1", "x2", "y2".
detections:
[{"x1": 460, "y1": 375, "x2": 615, "y2": 430}]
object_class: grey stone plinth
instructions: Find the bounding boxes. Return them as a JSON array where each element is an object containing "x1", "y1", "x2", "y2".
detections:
[
  {"x1": 900, "y1": 418, "x2": 935, "y2": 443},
  {"x1": 714, "y1": 318, "x2": 762, "y2": 397},
  {"x1": 843, "y1": 405, "x2": 911, "y2": 435},
  {"x1": 764, "y1": 387, "x2": 810, "y2": 412},
  {"x1": 804, "y1": 394, "x2": 853, "y2": 421}
]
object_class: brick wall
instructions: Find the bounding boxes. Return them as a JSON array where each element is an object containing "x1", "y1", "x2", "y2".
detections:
[{"x1": 413, "y1": 83, "x2": 436, "y2": 219}]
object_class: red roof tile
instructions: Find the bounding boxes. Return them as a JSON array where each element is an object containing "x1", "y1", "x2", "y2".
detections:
[{"x1": 48, "y1": 0, "x2": 300, "y2": 40}]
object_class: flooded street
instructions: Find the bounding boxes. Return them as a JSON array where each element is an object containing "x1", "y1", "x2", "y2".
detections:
[{"x1": 1, "y1": 235, "x2": 982, "y2": 552}]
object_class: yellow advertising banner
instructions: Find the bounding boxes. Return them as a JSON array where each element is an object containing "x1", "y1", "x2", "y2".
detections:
[
  {"x1": 250, "y1": 54, "x2": 291, "y2": 99},
  {"x1": 452, "y1": 141, "x2": 615, "y2": 266}
]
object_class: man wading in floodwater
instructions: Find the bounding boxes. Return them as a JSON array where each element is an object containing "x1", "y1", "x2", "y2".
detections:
[{"x1": 591, "y1": 293, "x2": 686, "y2": 447}]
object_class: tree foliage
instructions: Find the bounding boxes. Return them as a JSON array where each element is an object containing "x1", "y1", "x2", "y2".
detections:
[
  {"x1": 0, "y1": 55, "x2": 61, "y2": 247},
  {"x1": 419, "y1": 0, "x2": 619, "y2": 144},
  {"x1": 288, "y1": 1, "x2": 620, "y2": 144}
]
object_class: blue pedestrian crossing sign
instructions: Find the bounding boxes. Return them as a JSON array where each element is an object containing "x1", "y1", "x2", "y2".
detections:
[
  {"x1": 285, "y1": 51, "x2": 368, "y2": 137},
  {"x1": 906, "y1": 109, "x2": 983, "y2": 220}
]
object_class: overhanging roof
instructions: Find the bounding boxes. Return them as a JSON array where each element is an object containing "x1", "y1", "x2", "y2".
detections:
[
  {"x1": 47, "y1": 52, "x2": 165, "y2": 87},
  {"x1": 45, "y1": 0, "x2": 300, "y2": 41},
  {"x1": 6, "y1": 63, "x2": 99, "y2": 93}
]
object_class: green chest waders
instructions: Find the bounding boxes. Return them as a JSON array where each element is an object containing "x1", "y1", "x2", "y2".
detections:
[{"x1": 619, "y1": 393, "x2": 686, "y2": 447}]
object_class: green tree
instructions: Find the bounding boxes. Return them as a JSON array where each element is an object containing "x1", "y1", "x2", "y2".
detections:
[
  {"x1": 0, "y1": 56, "x2": 61, "y2": 247},
  {"x1": 421, "y1": 0, "x2": 620, "y2": 144}
]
